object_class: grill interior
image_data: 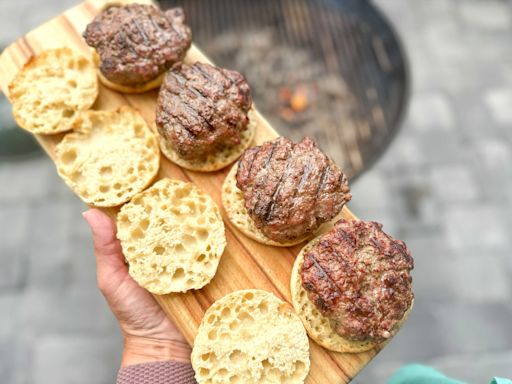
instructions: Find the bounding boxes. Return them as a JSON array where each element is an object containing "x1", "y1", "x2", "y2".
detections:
[{"x1": 160, "y1": 0, "x2": 407, "y2": 179}]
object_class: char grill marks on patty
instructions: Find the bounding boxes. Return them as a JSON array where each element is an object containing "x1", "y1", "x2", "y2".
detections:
[
  {"x1": 156, "y1": 62, "x2": 252, "y2": 160},
  {"x1": 236, "y1": 137, "x2": 351, "y2": 242},
  {"x1": 300, "y1": 219, "x2": 414, "y2": 342},
  {"x1": 84, "y1": 4, "x2": 191, "y2": 86}
]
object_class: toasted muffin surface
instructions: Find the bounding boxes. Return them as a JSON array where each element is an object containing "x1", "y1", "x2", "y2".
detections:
[
  {"x1": 192, "y1": 290, "x2": 310, "y2": 384},
  {"x1": 9, "y1": 48, "x2": 98, "y2": 134},
  {"x1": 117, "y1": 178, "x2": 226, "y2": 294},
  {"x1": 55, "y1": 107, "x2": 159, "y2": 207}
]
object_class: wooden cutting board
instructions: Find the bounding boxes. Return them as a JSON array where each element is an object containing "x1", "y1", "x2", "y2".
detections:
[{"x1": 0, "y1": 0, "x2": 393, "y2": 382}]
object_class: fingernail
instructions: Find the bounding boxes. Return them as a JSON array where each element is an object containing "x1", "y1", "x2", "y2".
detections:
[{"x1": 82, "y1": 210, "x2": 92, "y2": 225}]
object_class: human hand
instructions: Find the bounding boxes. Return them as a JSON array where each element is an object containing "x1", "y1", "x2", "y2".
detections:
[{"x1": 83, "y1": 209, "x2": 192, "y2": 366}]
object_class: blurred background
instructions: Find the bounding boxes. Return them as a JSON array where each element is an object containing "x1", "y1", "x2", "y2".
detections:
[{"x1": 0, "y1": 0, "x2": 511, "y2": 383}]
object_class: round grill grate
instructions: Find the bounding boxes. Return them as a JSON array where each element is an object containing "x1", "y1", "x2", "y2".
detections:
[{"x1": 159, "y1": 0, "x2": 408, "y2": 179}]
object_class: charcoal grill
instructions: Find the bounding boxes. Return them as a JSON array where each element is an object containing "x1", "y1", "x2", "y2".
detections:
[{"x1": 160, "y1": 0, "x2": 408, "y2": 180}]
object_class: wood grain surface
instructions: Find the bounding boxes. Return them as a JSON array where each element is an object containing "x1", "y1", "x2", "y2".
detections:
[{"x1": 0, "y1": 1, "x2": 392, "y2": 382}]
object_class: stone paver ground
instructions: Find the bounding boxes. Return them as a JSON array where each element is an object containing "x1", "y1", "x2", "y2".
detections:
[{"x1": 1, "y1": 0, "x2": 512, "y2": 383}]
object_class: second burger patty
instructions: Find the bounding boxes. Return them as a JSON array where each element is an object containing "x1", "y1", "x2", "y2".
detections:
[
  {"x1": 236, "y1": 137, "x2": 351, "y2": 242},
  {"x1": 156, "y1": 62, "x2": 252, "y2": 160},
  {"x1": 301, "y1": 219, "x2": 414, "y2": 343}
]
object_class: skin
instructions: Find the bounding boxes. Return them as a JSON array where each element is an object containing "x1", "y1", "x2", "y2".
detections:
[{"x1": 82, "y1": 209, "x2": 191, "y2": 366}]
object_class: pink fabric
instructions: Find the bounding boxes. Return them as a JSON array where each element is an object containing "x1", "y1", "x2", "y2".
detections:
[{"x1": 117, "y1": 361, "x2": 197, "y2": 384}]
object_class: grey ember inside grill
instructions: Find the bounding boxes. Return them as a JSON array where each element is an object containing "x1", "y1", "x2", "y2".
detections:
[{"x1": 159, "y1": 0, "x2": 407, "y2": 180}]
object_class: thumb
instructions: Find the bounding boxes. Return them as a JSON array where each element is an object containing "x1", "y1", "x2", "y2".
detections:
[{"x1": 82, "y1": 209, "x2": 127, "y2": 289}]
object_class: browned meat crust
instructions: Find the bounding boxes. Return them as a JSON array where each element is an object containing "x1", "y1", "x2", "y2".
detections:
[
  {"x1": 236, "y1": 137, "x2": 351, "y2": 242},
  {"x1": 300, "y1": 219, "x2": 414, "y2": 342},
  {"x1": 156, "y1": 62, "x2": 252, "y2": 160},
  {"x1": 84, "y1": 4, "x2": 191, "y2": 86}
]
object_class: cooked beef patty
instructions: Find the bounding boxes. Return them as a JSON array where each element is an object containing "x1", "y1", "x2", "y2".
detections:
[
  {"x1": 236, "y1": 137, "x2": 351, "y2": 242},
  {"x1": 83, "y1": 4, "x2": 191, "y2": 86},
  {"x1": 301, "y1": 219, "x2": 414, "y2": 342},
  {"x1": 156, "y1": 62, "x2": 252, "y2": 160}
]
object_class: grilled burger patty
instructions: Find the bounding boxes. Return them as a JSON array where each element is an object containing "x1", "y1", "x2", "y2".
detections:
[
  {"x1": 156, "y1": 62, "x2": 252, "y2": 160},
  {"x1": 236, "y1": 137, "x2": 351, "y2": 242},
  {"x1": 84, "y1": 4, "x2": 191, "y2": 86},
  {"x1": 301, "y1": 219, "x2": 414, "y2": 342}
]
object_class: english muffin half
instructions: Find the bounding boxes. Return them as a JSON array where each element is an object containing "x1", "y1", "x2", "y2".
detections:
[
  {"x1": 55, "y1": 107, "x2": 159, "y2": 207},
  {"x1": 117, "y1": 178, "x2": 226, "y2": 294},
  {"x1": 8, "y1": 47, "x2": 98, "y2": 134},
  {"x1": 192, "y1": 290, "x2": 310, "y2": 384}
]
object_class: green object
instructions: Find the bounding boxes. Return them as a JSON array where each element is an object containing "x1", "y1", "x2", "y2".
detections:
[
  {"x1": 387, "y1": 364, "x2": 466, "y2": 384},
  {"x1": 491, "y1": 379, "x2": 512, "y2": 384},
  {"x1": 388, "y1": 364, "x2": 512, "y2": 384}
]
